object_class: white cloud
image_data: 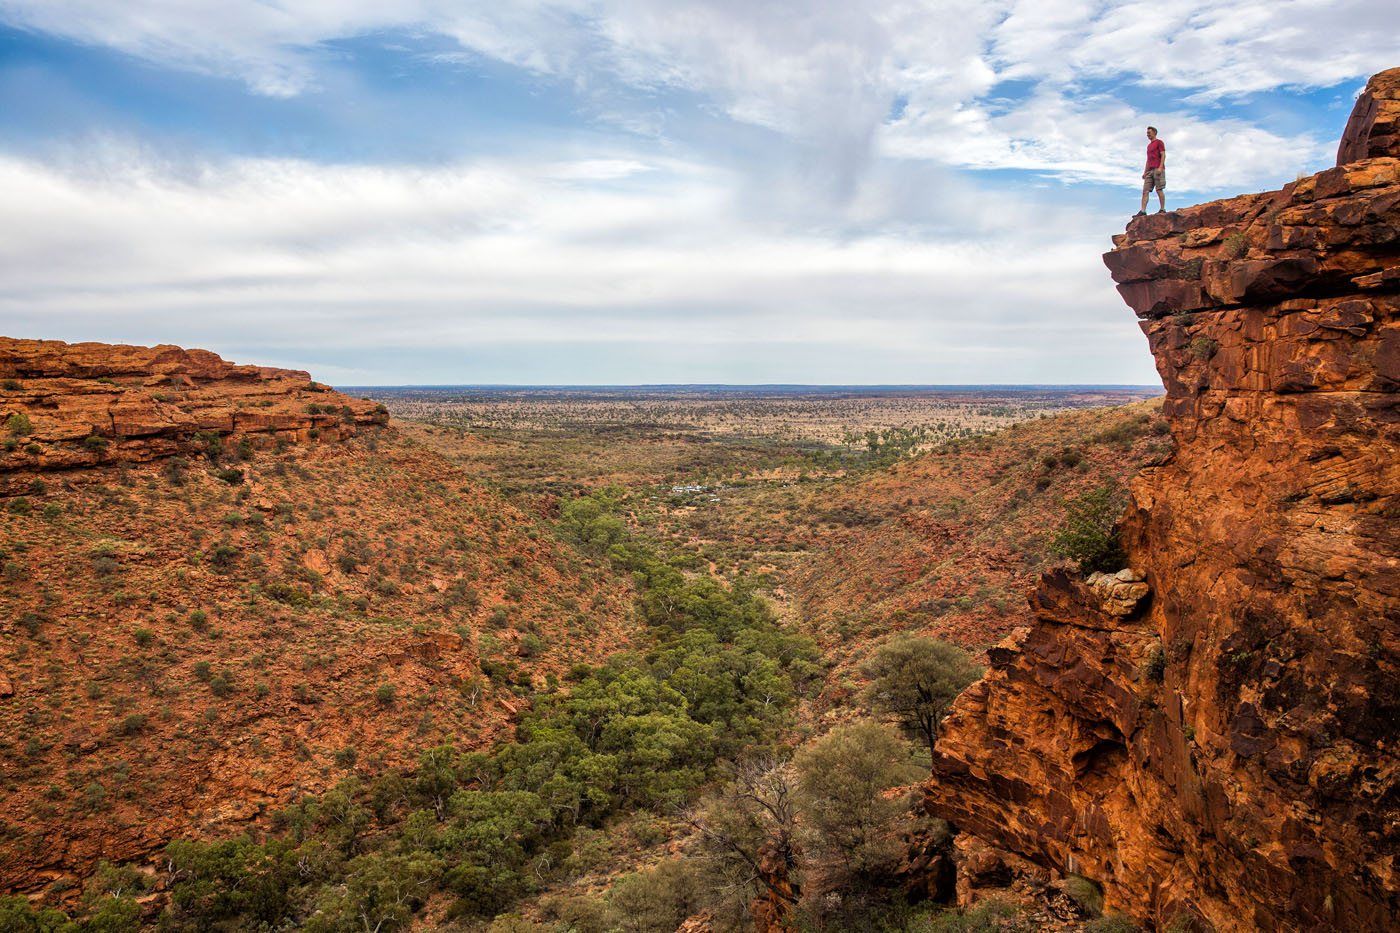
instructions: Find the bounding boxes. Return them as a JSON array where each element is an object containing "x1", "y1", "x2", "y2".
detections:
[
  {"x1": 882, "y1": 86, "x2": 1330, "y2": 191},
  {"x1": 991, "y1": 0, "x2": 1400, "y2": 97},
  {"x1": 2, "y1": 0, "x2": 1392, "y2": 187}
]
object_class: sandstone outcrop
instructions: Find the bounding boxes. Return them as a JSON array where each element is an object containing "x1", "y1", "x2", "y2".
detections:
[
  {"x1": 924, "y1": 68, "x2": 1399, "y2": 931},
  {"x1": 0, "y1": 337, "x2": 386, "y2": 494}
]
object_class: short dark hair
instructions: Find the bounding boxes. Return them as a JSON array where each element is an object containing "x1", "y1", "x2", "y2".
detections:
[{"x1": 1147, "y1": 126, "x2": 1158, "y2": 134}]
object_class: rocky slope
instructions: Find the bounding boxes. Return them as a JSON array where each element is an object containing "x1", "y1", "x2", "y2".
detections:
[
  {"x1": 924, "y1": 68, "x2": 1399, "y2": 931},
  {"x1": 0, "y1": 337, "x2": 388, "y2": 496},
  {"x1": 0, "y1": 339, "x2": 634, "y2": 899}
]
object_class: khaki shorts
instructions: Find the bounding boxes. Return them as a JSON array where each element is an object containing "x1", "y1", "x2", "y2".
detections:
[{"x1": 1142, "y1": 168, "x2": 1165, "y2": 193}]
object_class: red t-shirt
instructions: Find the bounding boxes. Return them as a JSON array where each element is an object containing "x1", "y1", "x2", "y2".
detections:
[{"x1": 1146, "y1": 138, "x2": 1165, "y2": 169}]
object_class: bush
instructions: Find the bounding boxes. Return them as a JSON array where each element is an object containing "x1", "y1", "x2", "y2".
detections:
[
  {"x1": 5, "y1": 412, "x2": 33, "y2": 436},
  {"x1": 1141, "y1": 643, "x2": 1166, "y2": 683},
  {"x1": 1051, "y1": 484, "x2": 1126, "y2": 573},
  {"x1": 1062, "y1": 874, "x2": 1105, "y2": 917},
  {"x1": 193, "y1": 430, "x2": 223, "y2": 461},
  {"x1": 1189, "y1": 336, "x2": 1218, "y2": 360},
  {"x1": 375, "y1": 683, "x2": 397, "y2": 707},
  {"x1": 606, "y1": 860, "x2": 703, "y2": 933},
  {"x1": 117, "y1": 713, "x2": 148, "y2": 736},
  {"x1": 922, "y1": 898, "x2": 1031, "y2": 932},
  {"x1": 210, "y1": 542, "x2": 240, "y2": 569}
]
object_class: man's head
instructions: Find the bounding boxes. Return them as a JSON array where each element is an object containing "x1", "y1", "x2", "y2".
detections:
[{"x1": 1147, "y1": 126, "x2": 1158, "y2": 139}]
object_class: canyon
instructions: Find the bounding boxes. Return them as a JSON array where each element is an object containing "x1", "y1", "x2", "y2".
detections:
[{"x1": 925, "y1": 68, "x2": 1399, "y2": 931}]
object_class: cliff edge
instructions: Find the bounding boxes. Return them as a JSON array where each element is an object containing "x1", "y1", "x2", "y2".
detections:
[
  {"x1": 924, "y1": 69, "x2": 1399, "y2": 930},
  {"x1": 0, "y1": 337, "x2": 387, "y2": 495}
]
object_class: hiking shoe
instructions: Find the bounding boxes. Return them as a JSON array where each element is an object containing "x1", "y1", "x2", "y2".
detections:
[
  {"x1": 1133, "y1": 211, "x2": 1146, "y2": 217},
  {"x1": 1156, "y1": 208, "x2": 1166, "y2": 213}
]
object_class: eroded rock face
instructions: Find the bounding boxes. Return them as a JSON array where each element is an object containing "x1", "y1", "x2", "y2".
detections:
[
  {"x1": 0, "y1": 337, "x2": 387, "y2": 493},
  {"x1": 924, "y1": 68, "x2": 1399, "y2": 932}
]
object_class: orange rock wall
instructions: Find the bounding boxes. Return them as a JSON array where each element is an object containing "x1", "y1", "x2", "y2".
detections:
[
  {"x1": 923, "y1": 68, "x2": 1399, "y2": 931},
  {"x1": 0, "y1": 337, "x2": 386, "y2": 493}
]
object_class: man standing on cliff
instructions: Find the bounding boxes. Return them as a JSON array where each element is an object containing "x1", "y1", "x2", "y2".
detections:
[{"x1": 1135, "y1": 126, "x2": 1166, "y2": 216}]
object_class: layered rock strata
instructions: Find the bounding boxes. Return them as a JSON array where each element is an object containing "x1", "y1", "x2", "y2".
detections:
[
  {"x1": 924, "y1": 68, "x2": 1399, "y2": 931},
  {"x1": 0, "y1": 337, "x2": 386, "y2": 493}
]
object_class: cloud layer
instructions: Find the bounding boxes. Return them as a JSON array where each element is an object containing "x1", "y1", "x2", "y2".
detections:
[
  {"x1": 0, "y1": 1, "x2": 1393, "y2": 382},
  {"x1": 0, "y1": 146, "x2": 1147, "y2": 383}
]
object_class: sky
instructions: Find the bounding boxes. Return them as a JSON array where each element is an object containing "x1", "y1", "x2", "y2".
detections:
[{"x1": 0, "y1": 2, "x2": 1394, "y2": 385}]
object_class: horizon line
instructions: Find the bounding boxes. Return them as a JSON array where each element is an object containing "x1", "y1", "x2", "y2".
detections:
[{"x1": 337, "y1": 382, "x2": 1164, "y2": 390}]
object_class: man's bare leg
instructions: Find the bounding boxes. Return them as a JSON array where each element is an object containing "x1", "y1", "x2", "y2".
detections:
[{"x1": 1157, "y1": 189, "x2": 1166, "y2": 212}]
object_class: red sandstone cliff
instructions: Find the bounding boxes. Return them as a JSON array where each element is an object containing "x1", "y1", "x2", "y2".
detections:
[
  {"x1": 924, "y1": 68, "x2": 1399, "y2": 931},
  {"x1": 0, "y1": 337, "x2": 387, "y2": 494}
]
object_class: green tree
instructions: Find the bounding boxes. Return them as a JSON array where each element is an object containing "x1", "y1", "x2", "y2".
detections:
[
  {"x1": 792, "y1": 722, "x2": 921, "y2": 890},
  {"x1": 0, "y1": 896, "x2": 72, "y2": 933},
  {"x1": 862, "y1": 635, "x2": 982, "y2": 765},
  {"x1": 684, "y1": 758, "x2": 801, "y2": 931},
  {"x1": 1052, "y1": 484, "x2": 1126, "y2": 573},
  {"x1": 304, "y1": 852, "x2": 441, "y2": 933}
]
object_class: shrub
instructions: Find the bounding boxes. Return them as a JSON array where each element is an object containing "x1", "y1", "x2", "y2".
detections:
[
  {"x1": 133, "y1": 628, "x2": 154, "y2": 647},
  {"x1": 1142, "y1": 643, "x2": 1166, "y2": 683},
  {"x1": 1189, "y1": 336, "x2": 1218, "y2": 360},
  {"x1": 83, "y1": 435, "x2": 109, "y2": 451},
  {"x1": 215, "y1": 468, "x2": 245, "y2": 485},
  {"x1": 193, "y1": 430, "x2": 223, "y2": 461},
  {"x1": 193, "y1": 661, "x2": 213, "y2": 682},
  {"x1": 375, "y1": 683, "x2": 397, "y2": 707},
  {"x1": 163, "y1": 458, "x2": 188, "y2": 486},
  {"x1": 1051, "y1": 484, "x2": 1126, "y2": 574},
  {"x1": 923, "y1": 898, "x2": 1030, "y2": 932},
  {"x1": 0, "y1": 894, "x2": 70, "y2": 931},
  {"x1": 606, "y1": 860, "x2": 703, "y2": 933},
  {"x1": 117, "y1": 713, "x2": 148, "y2": 736},
  {"x1": 1062, "y1": 874, "x2": 1105, "y2": 917},
  {"x1": 210, "y1": 542, "x2": 240, "y2": 569},
  {"x1": 19, "y1": 611, "x2": 44, "y2": 636},
  {"x1": 5, "y1": 412, "x2": 33, "y2": 436}
]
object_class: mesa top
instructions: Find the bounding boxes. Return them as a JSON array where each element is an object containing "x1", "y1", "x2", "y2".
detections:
[{"x1": 1146, "y1": 137, "x2": 1165, "y2": 169}]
